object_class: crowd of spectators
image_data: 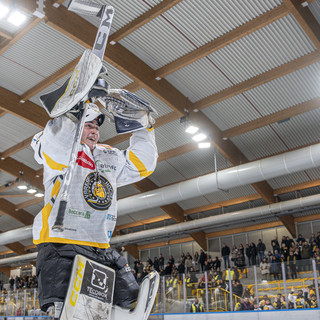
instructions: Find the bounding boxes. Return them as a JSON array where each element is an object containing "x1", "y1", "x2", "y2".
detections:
[
  {"x1": 132, "y1": 232, "x2": 320, "y2": 312},
  {"x1": 8, "y1": 275, "x2": 38, "y2": 291}
]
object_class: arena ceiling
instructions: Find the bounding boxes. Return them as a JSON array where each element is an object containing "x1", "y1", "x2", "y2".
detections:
[{"x1": 0, "y1": 0, "x2": 320, "y2": 267}]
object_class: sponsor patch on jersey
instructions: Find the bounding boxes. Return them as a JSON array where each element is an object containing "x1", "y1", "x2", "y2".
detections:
[
  {"x1": 67, "y1": 208, "x2": 91, "y2": 219},
  {"x1": 83, "y1": 173, "x2": 113, "y2": 211},
  {"x1": 76, "y1": 151, "x2": 95, "y2": 170},
  {"x1": 95, "y1": 160, "x2": 116, "y2": 174}
]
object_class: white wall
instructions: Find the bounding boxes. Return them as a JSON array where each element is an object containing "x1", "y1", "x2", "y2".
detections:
[{"x1": 161, "y1": 309, "x2": 320, "y2": 320}]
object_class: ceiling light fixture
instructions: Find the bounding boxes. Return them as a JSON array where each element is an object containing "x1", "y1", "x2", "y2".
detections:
[
  {"x1": 7, "y1": 10, "x2": 26, "y2": 26},
  {"x1": 192, "y1": 133, "x2": 207, "y2": 142},
  {"x1": 185, "y1": 125, "x2": 199, "y2": 134},
  {"x1": 198, "y1": 142, "x2": 211, "y2": 149},
  {"x1": 17, "y1": 184, "x2": 28, "y2": 190},
  {"x1": 0, "y1": 4, "x2": 9, "y2": 18},
  {"x1": 35, "y1": 192, "x2": 44, "y2": 198},
  {"x1": 27, "y1": 187, "x2": 37, "y2": 194}
]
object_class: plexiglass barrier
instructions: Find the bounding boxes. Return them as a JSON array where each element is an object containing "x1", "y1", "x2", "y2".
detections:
[{"x1": 0, "y1": 258, "x2": 319, "y2": 318}]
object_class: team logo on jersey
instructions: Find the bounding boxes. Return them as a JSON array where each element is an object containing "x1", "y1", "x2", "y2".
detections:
[{"x1": 83, "y1": 173, "x2": 113, "y2": 210}]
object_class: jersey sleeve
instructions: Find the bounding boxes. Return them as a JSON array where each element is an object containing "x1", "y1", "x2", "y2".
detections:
[
  {"x1": 31, "y1": 116, "x2": 76, "y2": 184},
  {"x1": 116, "y1": 128, "x2": 158, "y2": 187}
]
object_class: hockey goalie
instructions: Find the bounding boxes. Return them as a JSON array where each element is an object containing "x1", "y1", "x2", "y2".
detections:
[{"x1": 30, "y1": 1, "x2": 159, "y2": 320}]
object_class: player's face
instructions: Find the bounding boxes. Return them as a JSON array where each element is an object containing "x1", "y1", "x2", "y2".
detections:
[{"x1": 81, "y1": 120, "x2": 100, "y2": 150}]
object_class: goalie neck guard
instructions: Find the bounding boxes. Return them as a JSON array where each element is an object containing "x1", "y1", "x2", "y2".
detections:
[{"x1": 85, "y1": 103, "x2": 105, "y2": 126}]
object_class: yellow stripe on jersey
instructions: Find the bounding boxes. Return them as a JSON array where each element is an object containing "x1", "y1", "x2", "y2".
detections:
[
  {"x1": 129, "y1": 150, "x2": 153, "y2": 177},
  {"x1": 43, "y1": 152, "x2": 68, "y2": 171}
]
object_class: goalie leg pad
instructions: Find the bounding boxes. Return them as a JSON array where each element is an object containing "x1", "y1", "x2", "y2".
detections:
[
  {"x1": 60, "y1": 255, "x2": 115, "y2": 320},
  {"x1": 40, "y1": 49, "x2": 102, "y2": 118},
  {"x1": 111, "y1": 271, "x2": 160, "y2": 320}
]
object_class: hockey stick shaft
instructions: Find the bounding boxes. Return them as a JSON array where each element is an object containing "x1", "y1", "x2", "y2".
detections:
[
  {"x1": 52, "y1": 3, "x2": 114, "y2": 231},
  {"x1": 52, "y1": 103, "x2": 89, "y2": 231}
]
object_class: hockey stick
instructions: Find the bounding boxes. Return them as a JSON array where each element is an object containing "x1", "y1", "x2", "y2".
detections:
[{"x1": 51, "y1": 1, "x2": 114, "y2": 232}]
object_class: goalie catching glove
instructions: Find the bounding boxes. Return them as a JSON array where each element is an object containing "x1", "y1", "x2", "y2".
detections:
[{"x1": 105, "y1": 93, "x2": 156, "y2": 134}]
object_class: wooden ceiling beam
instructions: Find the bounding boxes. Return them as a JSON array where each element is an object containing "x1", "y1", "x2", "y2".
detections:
[
  {"x1": 109, "y1": 0, "x2": 183, "y2": 44},
  {"x1": 283, "y1": 0, "x2": 320, "y2": 50},
  {"x1": 0, "y1": 199, "x2": 34, "y2": 225},
  {"x1": 115, "y1": 214, "x2": 170, "y2": 231},
  {"x1": 20, "y1": 56, "x2": 80, "y2": 102},
  {"x1": 157, "y1": 142, "x2": 197, "y2": 162},
  {"x1": 0, "y1": 109, "x2": 7, "y2": 117},
  {"x1": 0, "y1": 17, "x2": 40, "y2": 55},
  {"x1": 193, "y1": 51, "x2": 320, "y2": 111},
  {"x1": 223, "y1": 96, "x2": 320, "y2": 139},
  {"x1": 0, "y1": 28, "x2": 13, "y2": 40},
  {"x1": 0, "y1": 180, "x2": 19, "y2": 193},
  {"x1": 5, "y1": 242, "x2": 26, "y2": 255},
  {"x1": 0, "y1": 136, "x2": 33, "y2": 159},
  {"x1": 0, "y1": 87, "x2": 48, "y2": 128},
  {"x1": 15, "y1": 197, "x2": 43, "y2": 210},
  {"x1": 0, "y1": 157, "x2": 43, "y2": 191},
  {"x1": 123, "y1": 244, "x2": 139, "y2": 260},
  {"x1": 0, "y1": 266, "x2": 11, "y2": 277},
  {"x1": 279, "y1": 214, "x2": 297, "y2": 238},
  {"x1": 155, "y1": 4, "x2": 289, "y2": 79},
  {"x1": 44, "y1": 2, "x2": 187, "y2": 116},
  {"x1": 274, "y1": 179, "x2": 320, "y2": 195},
  {"x1": 184, "y1": 194, "x2": 262, "y2": 216},
  {"x1": 0, "y1": 194, "x2": 34, "y2": 199}
]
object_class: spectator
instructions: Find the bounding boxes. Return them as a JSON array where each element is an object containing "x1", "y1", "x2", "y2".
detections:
[
  {"x1": 153, "y1": 257, "x2": 160, "y2": 272},
  {"x1": 271, "y1": 240, "x2": 280, "y2": 255},
  {"x1": 257, "y1": 239, "x2": 266, "y2": 263},
  {"x1": 199, "y1": 249, "x2": 207, "y2": 271},
  {"x1": 236, "y1": 246, "x2": 246, "y2": 269},
  {"x1": 263, "y1": 299, "x2": 274, "y2": 310},
  {"x1": 287, "y1": 251, "x2": 297, "y2": 279},
  {"x1": 296, "y1": 234, "x2": 306, "y2": 244},
  {"x1": 249, "y1": 242, "x2": 257, "y2": 266},
  {"x1": 309, "y1": 233, "x2": 316, "y2": 246},
  {"x1": 260, "y1": 257, "x2": 270, "y2": 280},
  {"x1": 280, "y1": 242, "x2": 289, "y2": 259},
  {"x1": 231, "y1": 245, "x2": 238, "y2": 266},
  {"x1": 147, "y1": 257, "x2": 153, "y2": 267},
  {"x1": 168, "y1": 255, "x2": 175, "y2": 266},
  {"x1": 180, "y1": 253, "x2": 186, "y2": 264},
  {"x1": 185, "y1": 256, "x2": 193, "y2": 273},
  {"x1": 177, "y1": 260, "x2": 185, "y2": 276},
  {"x1": 185, "y1": 274, "x2": 193, "y2": 297},
  {"x1": 232, "y1": 279, "x2": 243, "y2": 297},
  {"x1": 164, "y1": 262, "x2": 172, "y2": 275},
  {"x1": 241, "y1": 297, "x2": 254, "y2": 310},
  {"x1": 190, "y1": 298, "x2": 204, "y2": 313},
  {"x1": 245, "y1": 244, "x2": 251, "y2": 267},
  {"x1": 194, "y1": 251, "x2": 200, "y2": 271},
  {"x1": 301, "y1": 241, "x2": 312, "y2": 271},
  {"x1": 221, "y1": 244, "x2": 230, "y2": 269},
  {"x1": 159, "y1": 253, "x2": 165, "y2": 270},
  {"x1": 270, "y1": 255, "x2": 281, "y2": 280},
  {"x1": 213, "y1": 256, "x2": 221, "y2": 270},
  {"x1": 288, "y1": 288, "x2": 305, "y2": 309},
  {"x1": 304, "y1": 288, "x2": 318, "y2": 308}
]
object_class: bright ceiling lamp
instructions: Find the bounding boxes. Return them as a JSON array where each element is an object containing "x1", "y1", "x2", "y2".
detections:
[
  {"x1": 192, "y1": 133, "x2": 207, "y2": 142},
  {"x1": 0, "y1": 4, "x2": 9, "y2": 18},
  {"x1": 7, "y1": 10, "x2": 26, "y2": 26},
  {"x1": 27, "y1": 187, "x2": 37, "y2": 194},
  {"x1": 198, "y1": 142, "x2": 211, "y2": 149},
  {"x1": 35, "y1": 192, "x2": 44, "y2": 198},
  {"x1": 185, "y1": 125, "x2": 199, "y2": 134},
  {"x1": 17, "y1": 184, "x2": 27, "y2": 190}
]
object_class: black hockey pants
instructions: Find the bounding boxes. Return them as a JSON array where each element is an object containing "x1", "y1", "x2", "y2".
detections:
[{"x1": 36, "y1": 243, "x2": 139, "y2": 311}]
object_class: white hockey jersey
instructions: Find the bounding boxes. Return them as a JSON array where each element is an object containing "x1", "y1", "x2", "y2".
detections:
[{"x1": 31, "y1": 116, "x2": 158, "y2": 248}]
